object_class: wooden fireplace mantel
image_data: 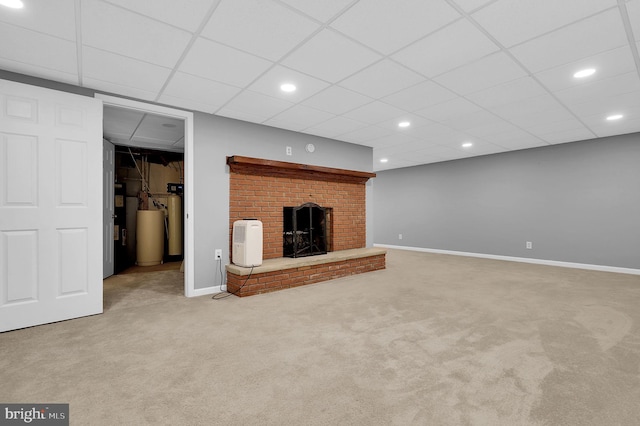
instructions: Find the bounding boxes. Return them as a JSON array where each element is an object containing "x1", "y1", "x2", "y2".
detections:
[{"x1": 226, "y1": 155, "x2": 376, "y2": 184}]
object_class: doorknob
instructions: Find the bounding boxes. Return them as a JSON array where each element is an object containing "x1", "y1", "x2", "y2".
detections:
[{"x1": 112, "y1": 214, "x2": 117, "y2": 219}]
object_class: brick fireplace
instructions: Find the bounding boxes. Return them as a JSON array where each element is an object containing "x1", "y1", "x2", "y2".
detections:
[{"x1": 226, "y1": 156, "x2": 386, "y2": 296}]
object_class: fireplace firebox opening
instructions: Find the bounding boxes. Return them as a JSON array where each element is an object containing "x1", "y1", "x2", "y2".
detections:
[{"x1": 283, "y1": 203, "x2": 332, "y2": 258}]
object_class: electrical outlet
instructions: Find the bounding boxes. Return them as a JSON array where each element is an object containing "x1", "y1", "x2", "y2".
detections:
[
  {"x1": 215, "y1": 249, "x2": 222, "y2": 259},
  {"x1": 399, "y1": 234, "x2": 403, "y2": 240},
  {"x1": 286, "y1": 146, "x2": 292, "y2": 156},
  {"x1": 526, "y1": 241, "x2": 532, "y2": 249}
]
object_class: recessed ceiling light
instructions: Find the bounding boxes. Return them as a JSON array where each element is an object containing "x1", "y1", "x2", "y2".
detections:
[
  {"x1": 380, "y1": 158, "x2": 388, "y2": 163},
  {"x1": 280, "y1": 83, "x2": 296, "y2": 93},
  {"x1": 462, "y1": 142, "x2": 473, "y2": 148},
  {"x1": 0, "y1": 0, "x2": 24, "y2": 8},
  {"x1": 398, "y1": 121, "x2": 410, "y2": 128},
  {"x1": 573, "y1": 68, "x2": 596, "y2": 79},
  {"x1": 606, "y1": 114, "x2": 623, "y2": 121}
]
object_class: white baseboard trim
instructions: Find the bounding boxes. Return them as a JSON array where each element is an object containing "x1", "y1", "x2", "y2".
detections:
[
  {"x1": 374, "y1": 244, "x2": 640, "y2": 276},
  {"x1": 187, "y1": 285, "x2": 224, "y2": 298}
]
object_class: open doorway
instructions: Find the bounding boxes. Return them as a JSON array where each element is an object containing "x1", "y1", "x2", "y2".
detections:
[
  {"x1": 97, "y1": 94, "x2": 195, "y2": 298},
  {"x1": 112, "y1": 145, "x2": 184, "y2": 274}
]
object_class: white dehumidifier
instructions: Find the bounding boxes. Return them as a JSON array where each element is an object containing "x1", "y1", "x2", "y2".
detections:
[{"x1": 232, "y1": 219, "x2": 263, "y2": 267}]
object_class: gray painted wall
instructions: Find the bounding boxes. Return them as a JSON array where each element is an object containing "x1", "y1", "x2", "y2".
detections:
[
  {"x1": 373, "y1": 133, "x2": 640, "y2": 269},
  {"x1": 193, "y1": 113, "x2": 373, "y2": 289}
]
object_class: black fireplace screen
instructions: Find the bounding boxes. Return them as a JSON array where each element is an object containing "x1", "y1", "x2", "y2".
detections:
[{"x1": 283, "y1": 203, "x2": 327, "y2": 258}]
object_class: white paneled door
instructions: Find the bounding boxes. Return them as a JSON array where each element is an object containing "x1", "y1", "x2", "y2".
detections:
[{"x1": 0, "y1": 79, "x2": 103, "y2": 332}]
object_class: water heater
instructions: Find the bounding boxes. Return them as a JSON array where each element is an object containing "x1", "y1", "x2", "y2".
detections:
[{"x1": 232, "y1": 219, "x2": 263, "y2": 267}]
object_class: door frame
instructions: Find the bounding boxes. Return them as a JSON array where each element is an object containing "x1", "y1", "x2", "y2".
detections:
[
  {"x1": 103, "y1": 139, "x2": 115, "y2": 279},
  {"x1": 96, "y1": 94, "x2": 196, "y2": 297}
]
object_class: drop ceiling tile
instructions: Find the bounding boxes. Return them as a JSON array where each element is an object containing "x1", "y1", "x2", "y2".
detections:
[
  {"x1": 511, "y1": 108, "x2": 575, "y2": 130},
  {"x1": 133, "y1": 114, "x2": 184, "y2": 145},
  {"x1": 83, "y1": 47, "x2": 171, "y2": 95},
  {"x1": 278, "y1": 0, "x2": 355, "y2": 22},
  {"x1": 0, "y1": 59, "x2": 78, "y2": 86},
  {"x1": 159, "y1": 72, "x2": 242, "y2": 113},
  {"x1": 340, "y1": 125, "x2": 394, "y2": 144},
  {"x1": 366, "y1": 132, "x2": 421, "y2": 149},
  {"x1": 534, "y1": 47, "x2": 636, "y2": 92},
  {"x1": 157, "y1": 95, "x2": 216, "y2": 118},
  {"x1": 0, "y1": 24, "x2": 77, "y2": 75},
  {"x1": 0, "y1": 0, "x2": 75, "y2": 40},
  {"x1": 216, "y1": 109, "x2": 271, "y2": 124},
  {"x1": 392, "y1": 19, "x2": 500, "y2": 78},
  {"x1": 301, "y1": 86, "x2": 373, "y2": 115},
  {"x1": 342, "y1": 100, "x2": 407, "y2": 124},
  {"x1": 464, "y1": 120, "x2": 522, "y2": 138},
  {"x1": 103, "y1": 0, "x2": 215, "y2": 32},
  {"x1": 450, "y1": 0, "x2": 495, "y2": 12},
  {"x1": 248, "y1": 65, "x2": 330, "y2": 103},
  {"x1": 114, "y1": 138, "x2": 183, "y2": 152},
  {"x1": 453, "y1": 140, "x2": 505, "y2": 156},
  {"x1": 376, "y1": 114, "x2": 434, "y2": 133},
  {"x1": 305, "y1": 116, "x2": 368, "y2": 139},
  {"x1": 410, "y1": 122, "x2": 461, "y2": 141},
  {"x1": 489, "y1": 94, "x2": 576, "y2": 127},
  {"x1": 201, "y1": 0, "x2": 320, "y2": 61},
  {"x1": 471, "y1": 0, "x2": 616, "y2": 47},
  {"x1": 382, "y1": 81, "x2": 458, "y2": 112},
  {"x1": 486, "y1": 130, "x2": 548, "y2": 150},
  {"x1": 511, "y1": 108, "x2": 579, "y2": 130},
  {"x1": 410, "y1": 144, "x2": 458, "y2": 158},
  {"x1": 590, "y1": 115, "x2": 640, "y2": 137},
  {"x1": 525, "y1": 118, "x2": 590, "y2": 137},
  {"x1": 564, "y1": 90, "x2": 640, "y2": 117},
  {"x1": 379, "y1": 139, "x2": 444, "y2": 155},
  {"x1": 581, "y1": 103, "x2": 640, "y2": 126},
  {"x1": 536, "y1": 128, "x2": 596, "y2": 144},
  {"x1": 440, "y1": 110, "x2": 505, "y2": 132},
  {"x1": 435, "y1": 152, "x2": 469, "y2": 163},
  {"x1": 82, "y1": 0, "x2": 192, "y2": 68},
  {"x1": 219, "y1": 90, "x2": 294, "y2": 122},
  {"x1": 432, "y1": 130, "x2": 481, "y2": 147},
  {"x1": 103, "y1": 106, "x2": 145, "y2": 139},
  {"x1": 339, "y1": 59, "x2": 424, "y2": 98},
  {"x1": 415, "y1": 97, "x2": 482, "y2": 122},
  {"x1": 282, "y1": 29, "x2": 382, "y2": 83},
  {"x1": 554, "y1": 72, "x2": 640, "y2": 106},
  {"x1": 510, "y1": 9, "x2": 628, "y2": 73},
  {"x1": 84, "y1": 78, "x2": 159, "y2": 102},
  {"x1": 330, "y1": 0, "x2": 460, "y2": 54},
  {"x1": 466, "y1": 76, "x2": 548, "y2": 109},
  {"x1": 179, "y1": 37, "x2": 273, "y2": 88},
  {"x1": 433, "y1": 52, "x2": 527, "y2": 95},
  {"x1": 264, "y1": 105, "x2": 335, "y2": 132},
  {"x1": 626, "y1": 0, "x2": 640, "y2": 41}
]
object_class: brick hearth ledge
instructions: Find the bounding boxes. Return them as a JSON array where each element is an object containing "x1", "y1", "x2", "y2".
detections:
[
  {"x1": 226, "y1": 247, "x2": 386, "y2": 276},
  {"x1": 225, "y1": 247, "x2": 387, "y2": 296}
]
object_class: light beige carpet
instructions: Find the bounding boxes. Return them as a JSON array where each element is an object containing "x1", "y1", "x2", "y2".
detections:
[{"x1": 1, "y1": 249, "x2": 639, "y2": 425}]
